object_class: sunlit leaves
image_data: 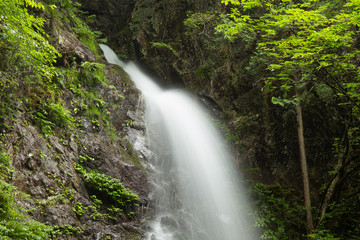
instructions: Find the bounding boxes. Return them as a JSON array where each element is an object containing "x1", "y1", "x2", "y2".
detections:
[
  {"x1": 218, "y1": 0, "x2": 360, "y2": 108},
  {"x1": 217, "y1": 2, "x2": 360, "y2": 238},
  {"x1": 221, "y1": 0, "x2": 263, "y2": 10},
  {"x1": 216, "y1": 14, "x2": 255, "y2": 42},
  {"x1": 12, "y1": 0, "x2": 45, "y2": 10},
  {"x1": 221, "y1": 0, "x2": 241, "y2": 6},
  {"x1": 0, "y1": 0, "x2": 60, "y2": 78},
  {"x1": 184, "y1": 11, "x2": 218, "y2": 34}
]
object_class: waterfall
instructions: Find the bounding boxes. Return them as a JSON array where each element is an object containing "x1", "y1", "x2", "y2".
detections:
[{"x1": 100, "y1": 44, "x2": 257, "y2": 240}]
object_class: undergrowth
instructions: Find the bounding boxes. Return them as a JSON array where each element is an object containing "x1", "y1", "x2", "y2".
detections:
[
  {"x1": 0, "y1": 150, "x2": 51, "y2": 239},
  {"x1": 251, "y1": 182, "x2": 345, "y2": 240},
  {"x1": 0, "y1": 0, "x2": 124, "y2": 239},
  {"x1": 75, "y1": 163, "x2": 139, "y2": 218}
]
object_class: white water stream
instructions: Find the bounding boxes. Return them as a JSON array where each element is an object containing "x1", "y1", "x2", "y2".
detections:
[{"x1": 100, "y1": 44, "x2": 257, "y2": 240}]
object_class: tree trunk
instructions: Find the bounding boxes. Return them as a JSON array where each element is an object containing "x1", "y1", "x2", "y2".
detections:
[
  {"x1": 317, "y1": 173, "x2": 340, "y2": 226},
  {"x1": 295, "y1": 102, "x2": 314, "y2": 236}
]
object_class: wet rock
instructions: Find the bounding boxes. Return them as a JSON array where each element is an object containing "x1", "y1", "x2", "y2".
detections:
[
  {"x1": 25, "y1": 156, "x2": 38, "y2": 170},
  {"x1": 55, "y1": 28, "x2": 96, "y2": 62},
  {"x1": 160, "y1": 216, "x2": 178, "y2": 232},
  {"x1": 127, "y1": 109, "x2": 146, "y2": 130},
  {"x1": 77, "y1": 0, "x2": 137, "y2": 57},
  {"x1": 43, "y1": 205, "x2": 78, "y2": 225},
  {"x1": 173, "y1": 232, "x2": 188, "y2": 240},
  {"x1": 125, "y1": 127, "x2": 153, "y2": 159},
  {"x1": 5, "y1": 99, "x2": 151, "y2": 235}
]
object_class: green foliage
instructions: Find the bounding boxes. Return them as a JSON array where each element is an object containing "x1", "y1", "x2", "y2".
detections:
[
  {"x1": 0, "y1": 151, "x2": 13, "y2": 178},
  {"x1": 0, "y1": 179, "x2": 15, "y2": 220},
  {"x1": 35, "y1": 101, "x2": 74, "y2": 136},
  {"x1": 217, "y1": 3, "x2": 360, "y2": 238},
  {"x1": 80, "y1": 62, "x2": 108, "y2": 87},
  {"x1": 78, "y1": 154, "x2": 94, "y2": 163},
  {"x1": 72, "y1": 12, "x2": 103, "y2": 56},
  {"x1": 72, "y1": 202, "x2": 84, "y2": 216},
  {"x1": 44, "y1": 0, "x2": 103, "y2": 56},
  {"x1": 58, "y1": 64, "x2": 117, "y2": 138},
  {"x1": 50, "y1": 224, "x2": 84, "y2": 238},
  {"x1": 184, "y1": 11, "x2": 219, "y2": 36},
  {"x1": 0, "y1": 151, "x2": 10, "y2": 168},
  {"x1": 251, "y1": 180, "x2": 359, "y2": 239},
  {"x1": 151, "y1": 42, "x2": 179, "y2": 57},
  {"x1": 0, "y1": 0, "x2": 61, "y2": 129},
  {"x1": 72, "y1": 197, "x2": 121, "y2": 222},
  {"x1": 123, "y1": 119, "x2": 135, "y2": 128},
  {"x1": 307, "y1": 229, "x2": 341, "y2": 240},
  {"x1": 74, "y1": 164, "x2": 139, "y2": 216},
  {"x1": 107, "y1": 206, "x2": 123, "y2": 218},
  {"x1": 0, "y1": 0, "x2": 108, "y2": 139},
  {"x1": 183, "y1": 10, "x2": 227, "y2": 76},
  {"x1": 315, "y1": 83, "x2": 334, "y2": 103},
  {"x1": 0, "y1": 176, "x2": 51, "y2": 239},
  {"x1": 0, "y1": 77, "x2": 17, "y2": 131},
  {"x1": 0, "y1": 0, "x2": 128, "y2": 236},
  {"x1": 0, "y1": 0, "x2": 60, "y2": 76},
  {"x1": 87, "y1": 205, "x2": 107, "y2": 221},
  {"x1": 217, "y1": 0, "x2": 360, "y2": 108},
  {"x1": 90, "y1": 195, "x2": 103, "y2": 209},
  {"x1": 46, "y1": 102, "x2": 74, "y2": 127},
  {"x1": 195, "y1": 65, "x2": 211, "y2": 79},
  {"x1": 61, "y1": 65, "x2": 118, "y2": 138},
  {"x1": 318, "y1": 197, "x2": 360, "y2": 239},
  {"x1": 0, "y1": 219, "x2": 50, "y2": 240},
  {"x1": 48, "y1": 172, "x2": 75, "y2": 202},
  {"x1": 251, "y1": 183, "x2": 304, "y2": 239}
]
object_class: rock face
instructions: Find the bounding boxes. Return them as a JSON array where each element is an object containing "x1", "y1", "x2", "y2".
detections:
[
  {"x1": 2, "y1": 18, "x2": 154, "y2": 239},
  {"x1": 77, "y1": 0, "x2": 137, "y2": 58}
]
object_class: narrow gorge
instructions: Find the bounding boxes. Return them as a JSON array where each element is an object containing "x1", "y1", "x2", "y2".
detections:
[{"x1": 0, "y1": 0, "x2": 359, "y2": 240}]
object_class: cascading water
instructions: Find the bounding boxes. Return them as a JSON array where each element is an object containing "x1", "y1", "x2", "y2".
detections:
[{"x1": 100, "y1": 44, "x2": 257, "y2": 240}]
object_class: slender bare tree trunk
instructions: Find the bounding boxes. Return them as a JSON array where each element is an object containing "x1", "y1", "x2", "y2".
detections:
[
  {"x1": 294, "y1": 74, "x2": 313, "y2": 236},
  {"x1": 296, "y1": 103, "x2": 313, "y2": 235}
]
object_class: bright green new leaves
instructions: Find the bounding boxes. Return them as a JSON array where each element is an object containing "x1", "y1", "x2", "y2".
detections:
[
  {"x1": 216, "y1": 14, "x2": 255, "y2": 42},
  {"x1": 18, "y1": 0, "x2": 45, "y2": 10},
  {"x1": 218, "y1": 0, "x2": 360, "y2": 107},
  {"x1": 0, "y1": 0, "x2": 60, "y2": 78},
  {"x1": 75, "y1": 164, "x2": 139, "y2": 214},
  {"x1": 217, "y1": 2, "x2": 360, "y2": 238},
  {"x1": 221, "y1": 0, "x2": 262, "y2": 10}
]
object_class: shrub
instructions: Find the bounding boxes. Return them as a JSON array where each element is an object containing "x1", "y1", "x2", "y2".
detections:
[
  {"x1": 0, "y1": 179, "x2": 51, "y2": 239},
  {"x1": 251, "y1": 182, "x2": 304, "y2": 239},
  {"x1": 75, "y1": 164, "x2": 139, "y2": 216}
]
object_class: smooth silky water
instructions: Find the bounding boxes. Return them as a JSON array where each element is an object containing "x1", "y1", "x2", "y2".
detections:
[{"x1": 100, "y1": 44, "x2": 257, "y2": 240}]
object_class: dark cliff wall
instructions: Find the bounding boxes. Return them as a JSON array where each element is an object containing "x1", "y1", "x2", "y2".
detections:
[{"x1": 0, "y1": 2, "x2": 153, "y2": 239}]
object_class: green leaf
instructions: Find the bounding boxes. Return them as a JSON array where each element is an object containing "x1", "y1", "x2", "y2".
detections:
[{"x1": 271, "y1": 97, "x2": 285, "y2": 107}]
